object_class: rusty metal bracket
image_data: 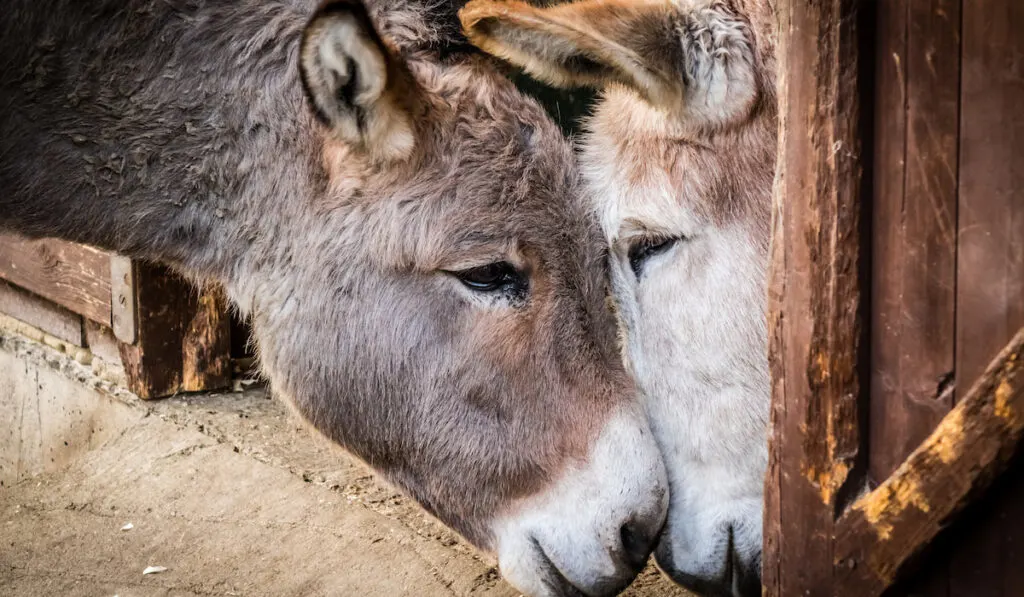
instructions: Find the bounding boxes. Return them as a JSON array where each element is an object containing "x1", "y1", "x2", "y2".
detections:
[{"x1": 109, "y1": 255, "x2": 137, "y2": 344}]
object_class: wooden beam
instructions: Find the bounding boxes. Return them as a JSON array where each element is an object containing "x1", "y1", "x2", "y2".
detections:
[
  {"x1": 764, "y1": 1, "x2": 868, "y2": 594},
  {"x1": 0, "y1": 235, "x2": 112, "y2": 326},
  {"x1": 834, "y1": 326, "x2": 1024, "y2": 595}
]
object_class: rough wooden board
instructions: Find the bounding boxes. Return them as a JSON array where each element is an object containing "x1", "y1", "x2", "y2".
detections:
[
  {"x1": 869, "y1": 0, "x2": 960, "y2": 484},
  {"x1": 764, "y1": 1, "x2": 868, "y2": 595},
  {"x1": 946, "y1": 2, "x2": 1024, "y2": 592},
  {"x1": 181, "y1": 286, "x2": 231, "y2": 393},
  {"x1": 0, "y1": 280, "x2": 84, "y2": 346},
  {"x1": 117, "y1": 263, "x2": 230, "y2": 399},
  {"x1": 0, "y1": 235, "x2": 112, "y2": 325},
  {"x1": 83, "y1": 320, "x2": 124, "y2": 365},
  {"x1": 834, "y1": 326, "x2": 1024, "y2": 596}
]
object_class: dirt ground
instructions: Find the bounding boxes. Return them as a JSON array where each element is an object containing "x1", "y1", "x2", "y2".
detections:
[{"x1": 0, "y1": 384, "x2": 692, "y2": 597}]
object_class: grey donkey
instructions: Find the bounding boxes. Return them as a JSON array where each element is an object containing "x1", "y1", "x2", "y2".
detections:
[{"x1": 0, "y1": 1, "x2": 672, "y2": 595}]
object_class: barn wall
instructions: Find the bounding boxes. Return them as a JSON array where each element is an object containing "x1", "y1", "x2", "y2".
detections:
[
  {"x1": 880, "y1": 1, "x2": 1024, "y2": 594},
  {"x1": 766, "y1": 0, "x2": 1024, "y2": 594}
]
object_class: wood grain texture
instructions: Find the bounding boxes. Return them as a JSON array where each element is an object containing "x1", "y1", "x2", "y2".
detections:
[
  {"x1": 869, "y1": 0, "x2": 961, "y2": 484},
  {"x1": 946, "y1": 2, "x2": 1024, "y2": 593},
  {"x1": 118, "y1": 263, "x2": 230, "y2": 399},
  {"x1": 0, "y1": 280, "x2": 85, "y2": 346},
  {"x1": 181, "y1": 287, "x2": 231, "y2": 393},
  {"x1": 0, "y1": 235, "x2": 112, "y2": 325},
  {"x1": 764, "y1": 0, "x2": 868, "y2": 594},
  {"x1": 834, "y1": 327, "x2": 1024, "y2": 597},
  {"x1": 769, "y1": 0, "x2": 1024, "y2": 594}
]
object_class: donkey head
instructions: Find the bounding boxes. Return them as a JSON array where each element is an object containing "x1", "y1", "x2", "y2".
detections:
[
  {"x1": 237, "y1": 2, "x2": 670, "y2": 595},
  {"x1": 461, "y1": 1, "x2": 777, "y2": 595}
]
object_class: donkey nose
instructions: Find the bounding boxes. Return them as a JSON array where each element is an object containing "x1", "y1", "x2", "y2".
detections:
[
  {"x1": 492, "y1": 407, "x2": 668, "y2": 597},
  {"x1": 619, "y1": 516, "x2": 661, "y2": 572},
  {"x1": 656, "y1": 524, "x2": 763, "y2": 597}
]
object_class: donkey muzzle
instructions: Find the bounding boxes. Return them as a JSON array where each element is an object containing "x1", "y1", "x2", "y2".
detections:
[{"x1": 491, "y1": 407, "x2": 669, "y2": 596}]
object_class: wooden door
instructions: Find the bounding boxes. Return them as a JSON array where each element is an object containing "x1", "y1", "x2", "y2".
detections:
[{"x1": 764, "y1": 0, "x2": 1024, "y2": 595}]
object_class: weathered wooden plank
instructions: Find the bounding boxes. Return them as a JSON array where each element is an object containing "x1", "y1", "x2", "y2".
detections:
[
  {"x1": 0, "y1": 280, "x2": 85, "y2": 346},
  {"x1": 833, "y1": 326, "x2": 1024, "y2": 596},
  {"x1": 869, "y1": 0, "x2": 961, "y2": 484},
  {"x1": 868, "y1": 0, "x2": 912, "y2": 487},
  {"x1": 946, "y1": 2, "x2": 1024, "y2": 593},
  {"x1": 868, "y1": 5, "x2": 962, "y2": 594},
  {"x1": 83, "y1": 320, "x2": 124, "y2": 366},
  {"x1": 0, "y1": 235, "x2": 112, "y2": 325},
  {"x1": 181, "y1": 286, "x2": 231, "y2": 393},
  {"x1": 117, "y1": 263, "x2": 230, "y2": 398},
  {"x1": 764, "y1": 1, "x2": 868, "y2": 595}
]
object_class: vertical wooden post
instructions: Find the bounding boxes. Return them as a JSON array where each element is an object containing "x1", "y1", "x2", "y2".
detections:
[
  {"x1": 117, "y1": 262, "x2": 231, "y2": 399},
  {"x1": 764, "y1": 0, "x2": 868, "y2": 594}
]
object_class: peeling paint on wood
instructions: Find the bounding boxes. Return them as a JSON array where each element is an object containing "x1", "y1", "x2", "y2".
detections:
[
  {"x1": 994, "y1": 377, "x2": 1017, "y2": 424},
  {"x1": 852, "y1": 474, "x2": 929, "y2": 541},
  {"x1": 930, "y1": 407, "x2": 965, "y2": 465}
]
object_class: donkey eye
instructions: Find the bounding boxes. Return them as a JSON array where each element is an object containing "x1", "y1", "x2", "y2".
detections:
[
  {"x1": 628, "y1": 237, "x2": 679, "y2": 278},
  {"x1": 449, "y1": 262, "x2": 525, "y2": 293}
]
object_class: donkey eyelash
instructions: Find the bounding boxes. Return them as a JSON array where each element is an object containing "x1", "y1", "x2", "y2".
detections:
[
  {"x1": 627, "y1": 236, "x2": 684, "y2": 278},
  {"x1": 444, "y1": 262, "x2": 529, "y2": 295}
]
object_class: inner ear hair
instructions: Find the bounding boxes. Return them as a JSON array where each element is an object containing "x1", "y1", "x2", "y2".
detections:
[
  {"x1": 461, "y1": 0, "x2": 762, "y2": 129},
  {"x1": 460, "y1": 1, "x2": 674, "y2": 103},
  {"x1": 300, "y1": 0, "x2": 417, "y2": 162}
]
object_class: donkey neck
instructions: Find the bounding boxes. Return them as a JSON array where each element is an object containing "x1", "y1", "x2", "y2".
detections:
[{"x1": 0, "y1": 0, "x2": 326, "y2": 284}]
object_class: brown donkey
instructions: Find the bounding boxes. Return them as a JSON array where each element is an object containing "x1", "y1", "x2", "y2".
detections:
[
  {"x1": 0, "y1": 1, "x2": 670, "y2": 595},
  {"x1": 461, "y1": 1, "x2": 778, "y2": 595}
]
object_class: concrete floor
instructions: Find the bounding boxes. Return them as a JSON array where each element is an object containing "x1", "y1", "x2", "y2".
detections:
[{"x1": 0, "y1": 329, "x2": 689, "y2": 597}]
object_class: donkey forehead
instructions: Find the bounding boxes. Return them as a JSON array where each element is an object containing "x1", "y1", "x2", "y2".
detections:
[
  {"x1": 583, "y1": 88, "x2": 773, "y2": 239},
  {"x1": 582, "y1": 103, "x2": 716, "y2": 238},
  {"x1": 338, "y1": 57, "x2": 602, "y2": 270},
  {"x1": 419, "y1": 60, "x2": 597, "y2": 246}
]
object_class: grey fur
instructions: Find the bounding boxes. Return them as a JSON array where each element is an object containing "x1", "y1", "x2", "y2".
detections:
[{"x1": 0, "y1": 0, "x2": 641, "y2": 551}]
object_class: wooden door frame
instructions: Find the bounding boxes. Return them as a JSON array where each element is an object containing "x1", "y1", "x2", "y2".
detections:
[{"x1": 764, "y1": 1, "x2": 1024, "y2": 595}]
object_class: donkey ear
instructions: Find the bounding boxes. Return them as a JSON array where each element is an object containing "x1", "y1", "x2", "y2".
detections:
[
  {"x1": 300, "y1": 0, "x2": 416, "y2": 161},
  {"x1": 459, "y1": 0, "x2": 760, "y2": 128}
]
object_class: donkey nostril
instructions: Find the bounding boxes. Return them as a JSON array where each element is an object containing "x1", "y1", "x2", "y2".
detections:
[{"x1": 619, "y1": 520, "x2": 656, "y2": 572}]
